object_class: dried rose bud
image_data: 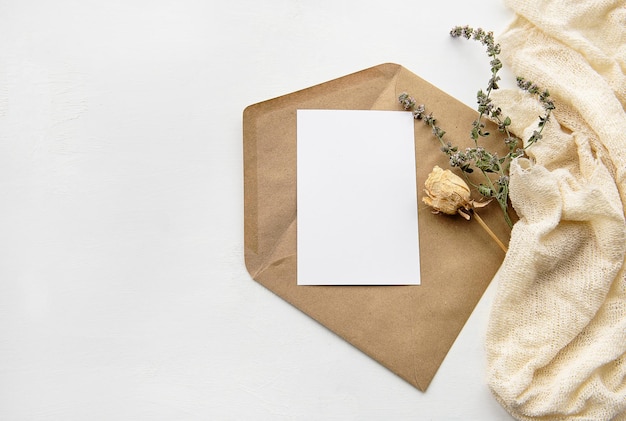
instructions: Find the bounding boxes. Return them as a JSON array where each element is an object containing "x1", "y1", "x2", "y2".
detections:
[
  {"x1": 423, "y1": 165, "x2": 473, "y2": 219},
  {"x1": 423, "y1": 166, "x2": 504, "y2": 251}
]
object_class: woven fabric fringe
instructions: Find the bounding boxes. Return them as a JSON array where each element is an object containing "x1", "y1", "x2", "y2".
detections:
[{"x1": 486, "y1": 0, "x2": 626, "y2": 419}]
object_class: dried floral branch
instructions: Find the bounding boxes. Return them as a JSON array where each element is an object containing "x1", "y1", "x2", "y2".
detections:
[{"x1": 399, "y1": 25, "x2": 555, "y2": 229}]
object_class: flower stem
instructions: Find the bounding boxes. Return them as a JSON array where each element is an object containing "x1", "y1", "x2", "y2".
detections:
[{"x1": 473, "y1": 211, "x2": 507, "y2": 253}]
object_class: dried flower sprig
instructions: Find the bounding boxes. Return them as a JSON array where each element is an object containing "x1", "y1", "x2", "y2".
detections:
[{"x1": 399, "y1": 26, "x2": 555, "y2": 229}]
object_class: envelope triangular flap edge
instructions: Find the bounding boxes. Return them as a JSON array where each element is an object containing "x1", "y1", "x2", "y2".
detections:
[{"x1": 242, "y1": 63, "x2": 509, "y2": 391}]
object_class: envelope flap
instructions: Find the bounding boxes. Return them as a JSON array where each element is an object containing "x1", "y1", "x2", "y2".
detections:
[{"x1": 242, "y1": 63, "x2": 510, "y2": 391}]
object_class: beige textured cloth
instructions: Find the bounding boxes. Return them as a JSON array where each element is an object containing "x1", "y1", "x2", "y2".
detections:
[{"x1": 486, "y1": 0, "x2": 626, "y2": 420}]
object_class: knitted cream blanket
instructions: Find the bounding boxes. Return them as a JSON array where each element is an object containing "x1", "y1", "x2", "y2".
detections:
[{"x1": 486, "y1": 0, "x2": 626, "y2": 419}]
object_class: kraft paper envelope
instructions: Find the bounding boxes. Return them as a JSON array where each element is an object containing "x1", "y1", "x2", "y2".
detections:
[{"x1": 243, "y1": 63, "x2": 511, "y2": 391}]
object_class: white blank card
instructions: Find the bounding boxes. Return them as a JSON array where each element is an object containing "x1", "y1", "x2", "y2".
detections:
[{"x1": 296, "y1": 109, "x2": 420, "y2": 285}]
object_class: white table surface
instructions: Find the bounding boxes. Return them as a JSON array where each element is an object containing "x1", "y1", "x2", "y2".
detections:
[{"x1": 0, "y1": 1, "x2": 518, "y2": 419}]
